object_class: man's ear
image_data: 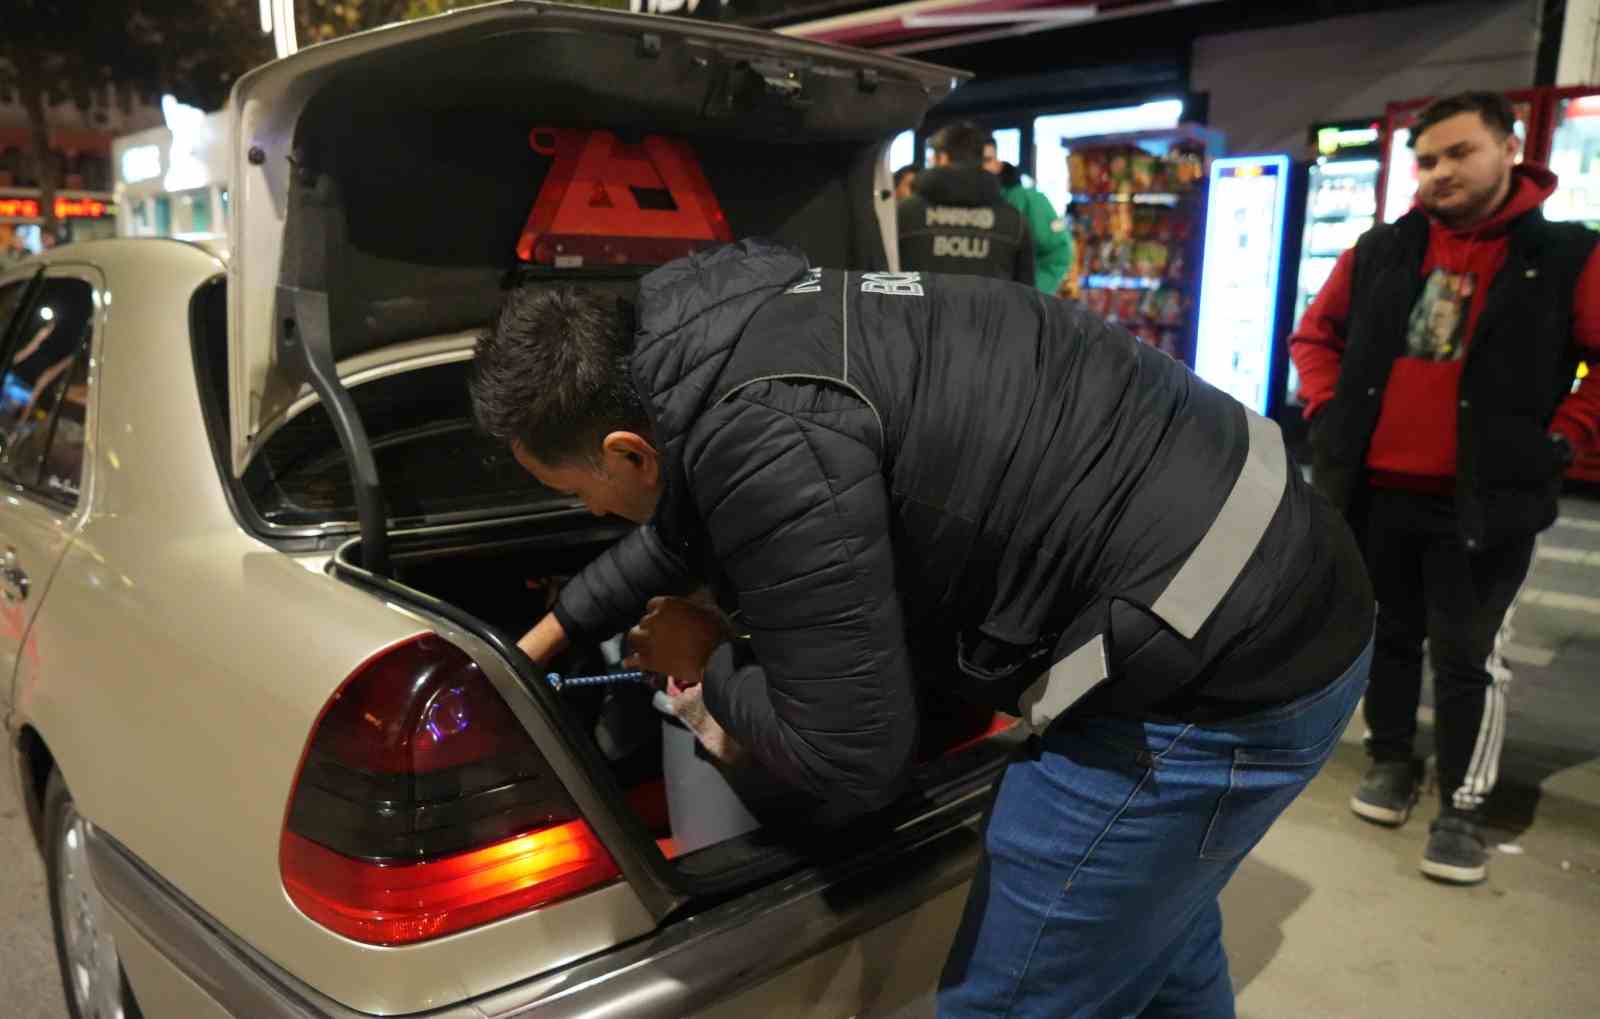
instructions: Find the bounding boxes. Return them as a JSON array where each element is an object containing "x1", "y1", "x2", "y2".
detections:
[{"x1": 601, "y1": 431, "x2": 660, "y2": 475}]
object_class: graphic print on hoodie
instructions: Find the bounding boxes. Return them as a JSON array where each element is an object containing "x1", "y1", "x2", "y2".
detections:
[{"x1": 1405, "y1": 269, "x2": 1476, "y2": 361}]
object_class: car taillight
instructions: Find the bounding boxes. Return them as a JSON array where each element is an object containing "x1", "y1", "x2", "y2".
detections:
[{"x1": 281, "y1": 634, "x2": 619, "y2": 945}]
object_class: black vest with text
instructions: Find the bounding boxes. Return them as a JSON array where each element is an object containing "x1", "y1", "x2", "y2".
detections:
[{"x1": 897, "y1": 165, "x2": 1030, "y2": 283}]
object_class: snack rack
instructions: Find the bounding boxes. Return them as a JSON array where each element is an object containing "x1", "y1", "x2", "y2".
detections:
[{"x1": 1061, "y1": 124, "x2": 1223, "y2": 367}]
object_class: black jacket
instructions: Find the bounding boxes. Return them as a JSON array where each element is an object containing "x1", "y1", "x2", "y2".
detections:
[
  {"x1": 1311, "y1": 207, "x2": 1597, "y2": 545},
  {"x1": 897, "y1": 164, "x2": 1033, "y2": 285},
  {"x1": 554, "y1": 241, "x2": 1373, "y2": 822}
]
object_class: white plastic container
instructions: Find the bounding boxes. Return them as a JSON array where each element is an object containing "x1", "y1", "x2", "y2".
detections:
[{"x1": 654, "y1": 691, "x2": 761, "y2": 854}]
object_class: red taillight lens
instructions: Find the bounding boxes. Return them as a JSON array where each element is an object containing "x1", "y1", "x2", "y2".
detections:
[
  {"x1": 281, "y1": 822, "x2": 619, "y2": 946},
  {"x1": 281, "y1": 634, "x2": 619, "y2": 945}
]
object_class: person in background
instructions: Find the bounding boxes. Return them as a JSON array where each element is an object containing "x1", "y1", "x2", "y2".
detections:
[
  {"x1": 1290, "y1": 90, "x2": 1600, "y2": 886},
  {"x1": 983, "y1": 137, "x2": 1073, "y2": 295},
  {"x1": 898, "y1": 122, "x2": 1032, "y2": 284},
  {"x1": 894, "y1": 165, "x2": 918, "y2": 202}
]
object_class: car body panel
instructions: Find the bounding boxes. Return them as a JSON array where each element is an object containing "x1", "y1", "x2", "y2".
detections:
[
  {"x1": 89, "y1": 796, "x2": 981, "y2": 1019},
  {"x1": 7, "y1": 240, "x2": 657, "y2": 1015},
  {"x1": 689, "y1": 885, "x2": 965, "y2": 1019},
  {"x1": 107, "y1": 909, "x2": 236, "y2": 1019},
  {"x1": 0, "y1": 262, "x2": 101, "y2": 719}
]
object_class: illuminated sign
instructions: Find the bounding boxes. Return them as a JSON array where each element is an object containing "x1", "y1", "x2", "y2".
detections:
[
  {"x1": 121, "y1": 144, "x2": 163, "y2": 184},
  {"x1": 56, "y1": 197, "x2": 107, "y2": 218},
  {"x1": 1194, "y1": 155, "x2": 1292, "y2": 416},
  {"x1": 0, "y1": 196, "x2": 109, "y2": 219},
  {"x1": 1316, "y1": 124, "x2": 1381, "y2": 157}
]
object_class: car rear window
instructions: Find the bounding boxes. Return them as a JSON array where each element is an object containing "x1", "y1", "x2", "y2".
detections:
[
  {"x1": 192, "y1": 277, "x2": 569, "y2": 529},
  {"x1": 244, "y1": 359, "x2": 572, "y2": 528}
]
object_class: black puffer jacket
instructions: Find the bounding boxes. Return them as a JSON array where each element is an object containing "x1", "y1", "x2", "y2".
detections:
[{"x1": 554, "y1": 240, "x2": 1373, "y2": 822}]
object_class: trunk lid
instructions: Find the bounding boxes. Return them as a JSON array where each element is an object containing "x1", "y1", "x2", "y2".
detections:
[{"x1": 225, "y1": 0, "x2": 964, "y2": 479}]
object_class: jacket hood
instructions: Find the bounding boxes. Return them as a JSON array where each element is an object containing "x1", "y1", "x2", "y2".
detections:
[
  {"x1": 631, "y1": 239, "x2": 811, "y2": 464},
  {"x1": 914, "y1": 164, "x2": 1004, "y2": 206},
  {"x1": 998, "y1": 162, "x2": 1024, "y2": 191},
  {"x1": 1427, "y1": 162, "x2": 1558, "y2": 238}
]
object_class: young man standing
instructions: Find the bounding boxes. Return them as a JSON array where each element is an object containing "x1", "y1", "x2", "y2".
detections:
[
  {"x1": 983, "y1": 136, "x2": 1074, "y2": 295},
  {"x1": 477, "y1": 237, "x2": 1374, "y2": 1017},
  {"x1": 898, "y1": 121, "x2": 1033, "y2": 284},
  {"x1": 1291, "y1": 91, "x2": 1600, "y2": 884}
]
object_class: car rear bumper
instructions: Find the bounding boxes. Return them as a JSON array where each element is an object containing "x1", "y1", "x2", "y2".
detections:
[{"x1": 88, "y1": 811, "x2": 983, "y2": 1018}]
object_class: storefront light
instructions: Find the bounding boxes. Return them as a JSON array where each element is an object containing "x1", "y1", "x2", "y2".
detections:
[
  {"x1": 1036, "y1": 99, "x2": 1185, "y2": 142},
  {"x1": 121, "y1": 145, "x2": 163, "y2": 185},
  {"x1": 888, "y1": 130, "x2": 914, "y2": 171},
  {"x1": 162, "y1": 95, "x2": 212, "y2": 193}
]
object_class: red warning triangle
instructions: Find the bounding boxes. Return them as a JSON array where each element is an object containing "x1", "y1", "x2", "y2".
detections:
[{"x1": 517, "y1": 128, "x2": 733, "y2": 266}]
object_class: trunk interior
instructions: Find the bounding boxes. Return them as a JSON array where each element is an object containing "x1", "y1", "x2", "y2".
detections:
[{"x1": 368, "y1": 521, "x2": 1020, "y2": 890}]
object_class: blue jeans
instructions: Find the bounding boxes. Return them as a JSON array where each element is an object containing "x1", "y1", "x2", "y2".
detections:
[{"x1": 938, "y1": 639, "x2": 1372, "y2": 1018}]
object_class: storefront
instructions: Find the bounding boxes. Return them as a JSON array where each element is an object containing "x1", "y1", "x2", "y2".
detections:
[{"x1": 111, "y1": 96, "x2": 230, "y2": 242}]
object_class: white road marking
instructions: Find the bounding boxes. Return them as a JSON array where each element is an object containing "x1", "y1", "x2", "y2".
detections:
[
  {"x1": 1502, "y1": 642, "x2": 1557, "y2": 667},
  {"x1": 1520, "y1": 588, "x2": 1600, "y2": 616},
  {"x1": 1535, "y1": 545, "x2": 1600, "y2": 567},
  {"x1": 1554, "y1": 516, "x2": 1600, "y2": 533}
]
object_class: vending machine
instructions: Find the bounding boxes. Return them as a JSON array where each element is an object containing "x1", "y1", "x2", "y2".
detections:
[
  {"x1": 1296, "y1": 121, "x2": 1382, "y2": 324},
  {"x1": 1194, "y1": 155, "x2": 1297, "y2": 417}
]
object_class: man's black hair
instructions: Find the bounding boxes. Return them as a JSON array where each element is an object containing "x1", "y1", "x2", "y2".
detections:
[
  {"x1": 930, "y1": 121, "x2": 987, "y2": 165},
  {"x1": 1409, "y1": 91, "x2": 1518, "y2": 149},
  {"x1": 469, "y1": 285, "x2": 649, "y2": 465},
  {"x1": 893, "y1": 165, "x2": 917, "y2": 188}
]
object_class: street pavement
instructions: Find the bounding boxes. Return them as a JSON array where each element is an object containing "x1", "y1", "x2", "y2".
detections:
[{"x1": 3, "y1": 495, "x2": 1599, "y2": 1018}]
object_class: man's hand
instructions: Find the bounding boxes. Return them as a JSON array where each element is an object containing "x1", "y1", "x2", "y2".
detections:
[
  {"x1": 662, "y1": 681, "x2": 743, "y2": 763},
  {"x1": 626, "y1": 596, "x2": 732, "y2": 688},
  {"x1": 1550, "y1": 432, "x2": 1577, "y2": 470},
  {"x1": 517, "y1": 612, "x2": 569, "y2": 666}
]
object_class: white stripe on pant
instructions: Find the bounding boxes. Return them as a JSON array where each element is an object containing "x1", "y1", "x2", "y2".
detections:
[{"x1": 1452, "y1": 573, "x2": 1525, "y2": 811}]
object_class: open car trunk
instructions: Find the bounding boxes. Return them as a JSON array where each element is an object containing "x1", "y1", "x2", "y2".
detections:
[
  {"x1": 329, "y1": 515, "x2": 1022, "y2": 906},
  {"x1": 217, "y1": 0, "x2": 1009, "y2": 937}
]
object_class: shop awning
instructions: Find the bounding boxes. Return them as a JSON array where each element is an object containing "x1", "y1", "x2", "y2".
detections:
[{"x1": 778, "y1": 0, "x2": 1220, "y2": 56}]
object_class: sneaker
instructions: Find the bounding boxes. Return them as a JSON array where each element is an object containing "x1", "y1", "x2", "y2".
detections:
[
  {"x1": 1421, "y1": 814, "x2": 1488, "y2": 885},
  {"x1": 1350, "y1": 759, "x2": 1421, "y2": 826}
]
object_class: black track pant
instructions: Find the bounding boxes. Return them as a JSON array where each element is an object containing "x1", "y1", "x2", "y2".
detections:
[{"x1": 1356, "y1": 488, "x2": 1535, "y2": 813}]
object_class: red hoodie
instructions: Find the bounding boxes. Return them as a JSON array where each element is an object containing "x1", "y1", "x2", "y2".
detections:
[{"x1": 1290, "y1": 164, "x2": 1600, "y2": 490}]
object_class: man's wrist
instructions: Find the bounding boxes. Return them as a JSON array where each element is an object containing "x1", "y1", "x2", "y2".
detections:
[{"x1": 517, "y1": 612, "x2": 569, "y2": 665}]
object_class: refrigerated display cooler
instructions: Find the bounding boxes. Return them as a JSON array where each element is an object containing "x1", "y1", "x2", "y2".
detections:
[
  {"x1": 1545, "y1": 90, "x2": 1600, "y2": 483},
  {"x1": 1285, "y1": 120, "x2": 1383, "y2": 413}
]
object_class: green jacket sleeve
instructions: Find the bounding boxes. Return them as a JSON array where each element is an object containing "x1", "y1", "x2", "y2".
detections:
[{"x1": 1021, "y1": 189, "x2": 1072, "y2": 295}]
